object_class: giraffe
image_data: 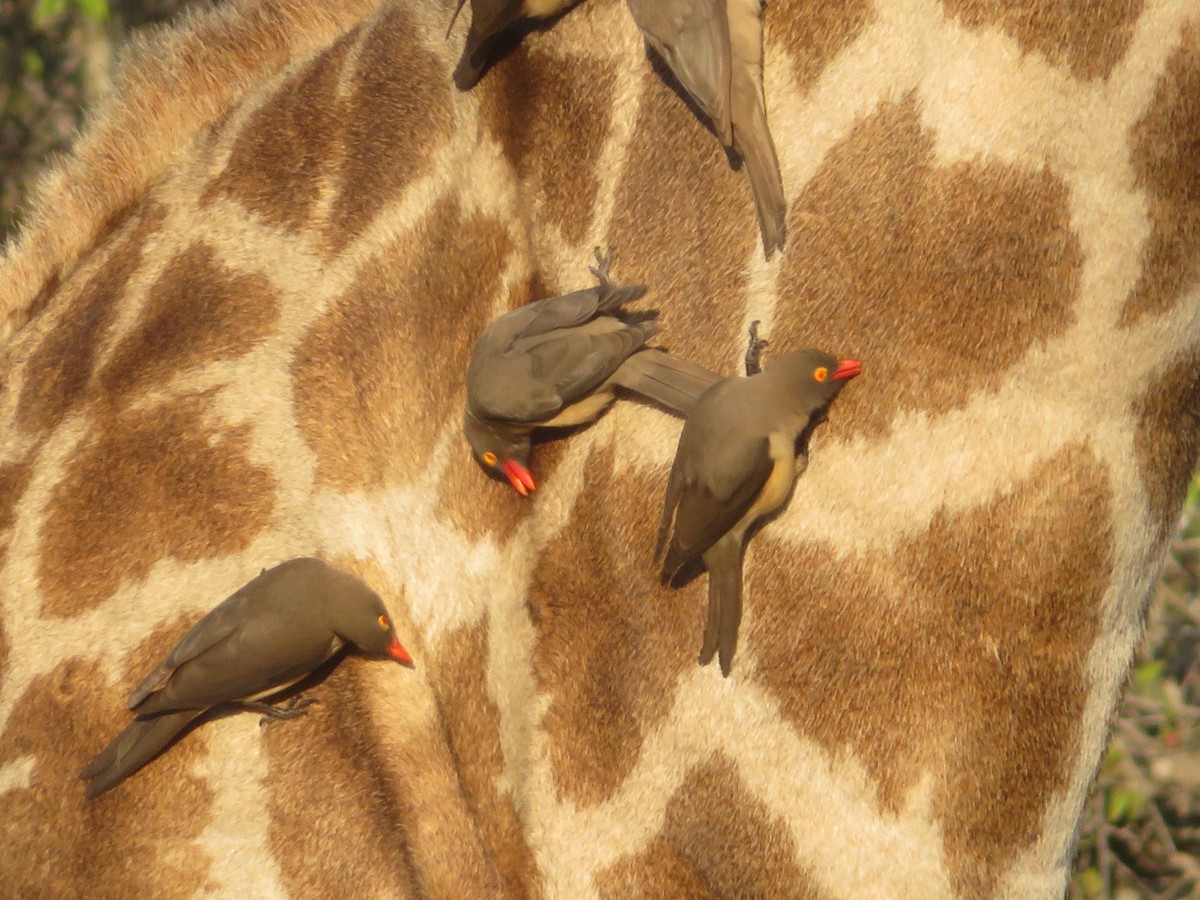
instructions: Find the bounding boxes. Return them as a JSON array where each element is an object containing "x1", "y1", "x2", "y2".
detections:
[{"x1": 1, "y1": 0, "x2": 1198, "y2": 896}]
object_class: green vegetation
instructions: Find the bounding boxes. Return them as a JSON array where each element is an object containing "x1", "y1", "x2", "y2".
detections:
[
  {"x1": 1071, "y1": 494, "x2": 1200, "y2": 899},
  {"x1": 1, "y1": 0, "x2": 193, "y2": 241}
]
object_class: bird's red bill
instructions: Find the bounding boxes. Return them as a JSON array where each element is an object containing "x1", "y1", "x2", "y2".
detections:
[
  {"x1": 388, "y1": 636, "x2": 415, "y2": 668},
  {"x1": 502, "y1": 460, "x2": 536, "y2": 497},
  {"x1": 833, "y1": 358, "x2": 862, "y2": 381}
]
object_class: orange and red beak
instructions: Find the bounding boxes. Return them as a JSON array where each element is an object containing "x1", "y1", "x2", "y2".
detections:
[
  {"x1": 502, "y1": 459, "x2": 537, "y2": 497},
  {"x1": 388, "y1": 635, "x2": 415, "y2": 668},
  {"x1": 833, "y1": 358, "x2": 862, "y2": 381}
]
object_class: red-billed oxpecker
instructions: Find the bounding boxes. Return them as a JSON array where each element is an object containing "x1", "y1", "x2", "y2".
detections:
[
  {"x1": 81, "y1": 558, "x2": 414, "y2": 799},
  {"x1": 464, "y1": 248, "x2": 721, "y2": 496},
  {"x1": 657, "y1": 349, "x2": 862, "y2": 675}
]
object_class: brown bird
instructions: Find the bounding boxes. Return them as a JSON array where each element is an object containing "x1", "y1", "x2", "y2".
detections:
[
  {"x1": 626, "y1": 0, "x2": 787, "y2": 257},
  {"x1": 656, "y1": 349, "x2": 861, "y2": 675},
  {"x1": 465, "y1": 249, "x2": 721, "y2": 495},
  {"x1": 450, "y1": 0, "x2": 578, "y2": 89},
  {"x1": 81, "y1": 558, "x2": 414, "y2": 799}
]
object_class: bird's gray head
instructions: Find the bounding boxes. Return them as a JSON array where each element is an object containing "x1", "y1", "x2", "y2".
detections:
[
  {"x1": 323, "y1": 568, "x2": 414, "y2": 667},
  {"x1": 463, "y1": 410, "x2": 537, "y2": 497},
  {"x1": 764, "y1": 348, "x2": 862, "y2": 409}
]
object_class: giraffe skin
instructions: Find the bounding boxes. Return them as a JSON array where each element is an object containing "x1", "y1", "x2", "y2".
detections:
[{"x1": 0, "y1": 0, "x2": 1198, "y2": 896}]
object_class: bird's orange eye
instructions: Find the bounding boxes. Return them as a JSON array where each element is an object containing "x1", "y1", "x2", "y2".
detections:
[
  {"x1": 481, "y1": 451, "x2": 498, "y2": 466},
  {"x1": 814, "y1": 367, "x2": 828, "y2": 382},
  {"x1": 378, "y1": 615, "x2": 390, "y2": 630}
]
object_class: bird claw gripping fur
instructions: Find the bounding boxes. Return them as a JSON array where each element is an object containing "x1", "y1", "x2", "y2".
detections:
[
  {"x1": 588, "y1": 245, "x2": 616, "y2": 291},
  {"x1": 251, "y1": 695, "x2": 320, "y2": 727},
  {"x1": 745, "y1": 320, "x2": 770, "y2": 376}
]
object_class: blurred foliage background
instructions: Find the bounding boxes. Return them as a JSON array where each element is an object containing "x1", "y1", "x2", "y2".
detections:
[
  {"x1": 1, "y1": 0, "x2": 203, "y2": 240},
  {"x1": 2, "y1": 2, "x2": 1198, "y2": 896}
]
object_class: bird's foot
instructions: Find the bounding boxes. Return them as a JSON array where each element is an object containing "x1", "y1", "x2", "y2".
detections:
[
  {"x1": 589, "y1": 245, "x2": 614, "y2": 289},
  {"x1": 745, "y1": 320, "x2": 770, "y2": 376},
  {"x1": 249, "y1": 696, "x2": 319, "y2": 727}
]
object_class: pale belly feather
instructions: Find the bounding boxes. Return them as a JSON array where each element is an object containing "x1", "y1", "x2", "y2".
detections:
[{"x1": 731, "y1": 430, "x2": 797, "y2": 538}]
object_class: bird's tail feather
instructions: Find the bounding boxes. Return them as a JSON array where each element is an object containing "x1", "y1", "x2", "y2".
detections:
[
  {"x1": 738, "y1": 121, "x2": 786, "y2": 257},
  {"x1": 700, "y1": 538, "x2": 744, "y2": 677},
  {"x1": 597, "y1": 282, "x2": 648, "y2": 313},
  {"x1": 610, "y1": 349, "x2": 722, "y2": 417},
  {"x1": 81, "y1": 709, "x2": 201, "y2": 799},
  {"x1": 732, "y1": 78, "x2": 786, "y2": 257}
]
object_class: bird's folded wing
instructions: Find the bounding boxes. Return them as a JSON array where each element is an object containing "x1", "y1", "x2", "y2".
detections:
[
  {"x1": 627, "y1": 0, "x2": 733, "y2": 144},
  {"x1": 471, "y1": 326, "x2": 646, "y2": 422},
  {"x1": 126, "y1": 596, "x2": 245, "y2": 708},
  {"x1": 478, "y1": 288, "x2": 606, "y2": 354},
  {"x1": 664, "y1": 432, "x2": 773, "y2": 569}
]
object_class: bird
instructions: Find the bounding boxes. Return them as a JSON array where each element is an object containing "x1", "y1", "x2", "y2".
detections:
[
  {"x1": 626, "y1": 0, "x2": 787, "y2": 257},
  {"x1": 464, "y1": 248, "x2": 722, "y2": 496},
  {"x1": 449, "y1": 0, "x2": 578, "y2": 89},
  {"x1": 656, "y1": 347, "x2": 861, "y2": 676},
  {"x1": 81, "y1": 558, "x2": 414, "y2": 799}
]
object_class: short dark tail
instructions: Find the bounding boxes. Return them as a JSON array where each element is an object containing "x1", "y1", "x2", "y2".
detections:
[
  {"x1": 699, "y1": 537, "x2": 744, "y2": 677},
  {"x1": 81, "y1": 709, "x2": 201, "y2": 799},
  {"x1": 731, "y1": 48, "x2": 787, "y2": 257},
  {"x1": 737, "y1": 115, "x2": 786, "y2": 258}
]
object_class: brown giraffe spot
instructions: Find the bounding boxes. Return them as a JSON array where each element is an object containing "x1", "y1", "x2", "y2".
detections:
[
  {"x1": 480, "y1": 47, "x2": 617, "y2": 245},
  {"x1": 0, "y1": 652, "x2": 216, "y2": 897},
  {"x1": 24, "y1": 269, "x2": 62, "y2": 324},
  {"x1": 1133, "y1": 351, "x2": 1200, "y2": 544},
  {"x1": 0, "y1": 458, "x2": 32, "y2": 675},
  {"x1": 600, "y1": 759, "x2": 830, "y2": 900},
  {"x1": 773, "y1": 96, "x2": 1082, "y2": 442},
  {"x1": 37, "y1": 393, "x2": 276, "y2": 617},
  {"x1": 436, "y1": 446, "x2": 534, "y2": 541},
  {"x1": 1120, "y1": 23, "x2": 1200, "y2": 328},
  {"x1": 529, "y1": 442, "x2": 698, "y2": 806},
  {"x1": 437, "y1": 421, "x2": 577, "y2": 542},
  {"x1": 944, "y1": 0, "x2": 1142, "y2": 82},
  {"x1": 203, "y1": 30, "x2": 357, "y2": 232},
  {"x1": 0, "y1": 457, "x2": 32, "y2": 537},
  {"x1": 16, "y1": 203, "x2": 167, "y2": 434},
  {"x1": 751, "y1": 443, "x2": 1110, "y2": 896},
  {"x1": 100, "y1": 242, "x2": 281, "y2": 400},
  {"x1": 768, "y1": 0, "x2": 874, "y2": 94},
  {"x1": 603, "y1": 843, "x2": 713, "y2": 900},
  {"x1": 324, "y1": 5, "x2": 455, "y2": 256},
  {"x1": 430, "y1": 617, "x2": 540, "y2": 898},
  {"x1": 606, "y1": 68, "x2": 757, "y2": 370},
  {"x1": 292, "y1": 196, "x2": 511, "y2": 491},
  {"x1": 262, "y1": 660, "x2": 423, "y2": 898}
]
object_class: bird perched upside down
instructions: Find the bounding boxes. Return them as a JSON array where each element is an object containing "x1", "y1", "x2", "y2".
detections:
[
  {"x1": 449, "y1": 0, "x2": 579, "y2": 89},
  {"x1": 626, "y1": 0, "x2": 787, "y2": 257},
  {"x1": 465, "y1": 248, "x2": 721, "y2": 496},
  {"x1": 81, "y1": 558, "x2": 414, "y2": 799},
  {"x1": 657, "y1": 348, "x2": 861, "y2": 675}
]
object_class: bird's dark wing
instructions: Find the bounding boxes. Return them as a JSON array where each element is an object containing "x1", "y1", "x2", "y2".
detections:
[
  {"x1": 627, "y1": 0, "x2": 733, "y2": 144},
  {"x1": 662, "y1": 428, "x2": 773, "y2": 574},
  {"x1": 125, "y1": 591, "x2": 250, "y2": 708},
  {"x1": 470, "y1": 321, "x2": 649, "y2": 422},
  {"x1": 477, "y1": 288, "x2": 607, "y2": 355},
  {"x1": 133, "y1": 606, "x2": 333, "y2": 715}
]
